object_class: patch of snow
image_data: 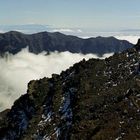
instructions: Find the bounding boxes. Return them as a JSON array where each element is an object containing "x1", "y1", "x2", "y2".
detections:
[
  {"x1": 59, "y1": 91, "x2": 73, "y2": 121},
  {"x1": 38, "y1": 111, "x2": 52, "y2": 126},
  {"x1": 54, "y1": 127, "x2": 61, "y2": 138},
  {"x1": 126, "y1": 53, "x2": 129, "y2": 57},
  {"x1": 17, "y1": 111, "x2": 29, "y2": 133},
  {"x1": 119, "y1": 121, "x2": 124, "y2": 124},
  {"x1": 113, "y1": 83, "x2": 117, "y2": 87},
  {"x1": 43, "y1": 135, "x2": 51, "y2": 140},
  {"x1": 115, "y1": 136, "x2": 122, "y2": 140},
  {"x1": 136, "y1": 94, "x2": 140, "y2": 97}
]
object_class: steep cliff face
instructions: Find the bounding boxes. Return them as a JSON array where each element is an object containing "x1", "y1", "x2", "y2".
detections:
[
  {"x1": 0, "y1": 42, "x2": 140, "y2": 140},
  {"x1": 0, "y1": 31, "x2": 133, "y2": 56}
]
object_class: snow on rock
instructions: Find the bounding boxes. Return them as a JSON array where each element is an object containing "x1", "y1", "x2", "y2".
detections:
[{"x1": 38, "y1": 111, "x2": 52, "y2": 127}]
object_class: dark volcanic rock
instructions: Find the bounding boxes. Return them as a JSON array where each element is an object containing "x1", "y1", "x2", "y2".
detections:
[
  {"x1": 0, "y1": 42, "x2": 140, "y2": 140},
  {"x1": 0, "y1": 31, "x2": 133, "y2": 55},
  {"x1": 135, "y1": 38, "x2": 140, "y2": 51}
]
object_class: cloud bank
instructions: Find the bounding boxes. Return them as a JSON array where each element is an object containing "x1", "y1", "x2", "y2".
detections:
[
  {"x1": 52, "y1": 28, "x2": 83, "y2": 34},
  {"x1": 0, "y1": 48, "x2": 113, "y2": 111},
  {"x1": 115, "y1": 35, "x2": 139, "y2": 44}
]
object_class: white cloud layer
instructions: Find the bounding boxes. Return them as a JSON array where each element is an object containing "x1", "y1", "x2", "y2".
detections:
[
  {"x1": 52, "y1": 28, "x2": 83, "y2": 34},
  {"x1": 0, "y1": 34, "x2": 138, "y2": 111},
  {"x1": 115, "y1": 36, "x2": 139, "y2": 44},
  {"x1": 0, "y1": 48, "x2": 113, "y2": 111}
]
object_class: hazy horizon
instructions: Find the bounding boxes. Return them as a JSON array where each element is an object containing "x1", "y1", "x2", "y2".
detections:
[
  {"x1": 0, "y1": 24, "x2": 139, "y2": 44},
  {"x1": 0, "y1": 0, "x2": 140, "y2": 31}
]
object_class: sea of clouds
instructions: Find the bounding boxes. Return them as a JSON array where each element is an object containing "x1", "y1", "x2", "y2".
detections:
[
  {"x1": 0, "y1": 34, "x2": 139, "y2": 111},
  {"x1": 0, "y1": 48, "x2": 113, "y2": 111},
  {"x1": 115, "y1": 35, "x2": 139, "y2": 44}
]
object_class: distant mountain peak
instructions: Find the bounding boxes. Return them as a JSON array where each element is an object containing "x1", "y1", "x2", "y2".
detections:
[{"x1": 0, "y1": 31, "x2": 133, "y2": 55}]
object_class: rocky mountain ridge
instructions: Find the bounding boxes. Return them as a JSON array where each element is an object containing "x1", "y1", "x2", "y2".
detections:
[
  {"x1": 0, "y1": 40, "x2": 140, "y2": 140},
  {"x1": 0, "y1": 31, "x2": 133, "y2": 56}
]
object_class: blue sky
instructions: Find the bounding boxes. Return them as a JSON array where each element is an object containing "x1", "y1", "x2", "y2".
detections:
[{"x1": 0, "y1": 0, "x2": 140, "y2": 31}]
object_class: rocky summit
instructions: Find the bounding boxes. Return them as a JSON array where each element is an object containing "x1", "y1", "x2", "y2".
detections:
[
  {"x1": 0, "y1": 31, "x2": 133, "y2": 56},
  {"x1": 0, "y1": 41, "x2": 140, "y2": 140}
]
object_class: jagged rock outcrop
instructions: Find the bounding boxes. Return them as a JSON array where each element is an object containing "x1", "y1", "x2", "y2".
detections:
[
  {"x1": 0, "y1": 31, "x2": 133, "y2": 56},
  {"x1": 0, "y1": 41, "x2": 140, "y2": 140}
]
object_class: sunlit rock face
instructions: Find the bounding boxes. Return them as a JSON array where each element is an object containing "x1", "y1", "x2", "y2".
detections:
[{"x1": 0, "y1": 41, "x2": 140, "y2": 140}]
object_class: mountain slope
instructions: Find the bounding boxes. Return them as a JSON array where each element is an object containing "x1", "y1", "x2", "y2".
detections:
[
  {"x1": 0, "y1": 31, "x2": 133, "y2": 56},
  {"x1": 0, "y1": 41, "x2": 140, "y2": 140}
]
